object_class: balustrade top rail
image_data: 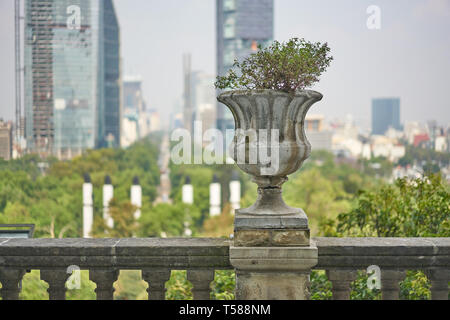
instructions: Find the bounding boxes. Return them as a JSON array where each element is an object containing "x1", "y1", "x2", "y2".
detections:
[
  {"x1": 1, "y1": 237, "x2": 449, "y2": 270},
  {"x1": 0, "y1": 238, "x2": 232, "y2": 270},
  {"x1": 314, "y1": 237, "x2": 450, "y2": 269}
]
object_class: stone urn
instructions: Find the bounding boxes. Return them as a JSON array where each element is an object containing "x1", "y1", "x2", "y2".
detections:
[{"x1": 217, "y1": 89, "x2": 323, "y2": 233}]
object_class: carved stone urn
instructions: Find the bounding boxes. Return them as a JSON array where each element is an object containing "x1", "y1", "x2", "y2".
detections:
[{"x1": 218, "y1": 89, "x2": 323, "y2": 245}]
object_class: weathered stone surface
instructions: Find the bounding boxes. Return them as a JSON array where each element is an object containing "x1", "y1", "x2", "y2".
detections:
[
  {"x1": 40, "y1": 269, "x2": 71, "y2": 300},
  {"x1": 0, "y1": 237, "x2": 449, "y2": 301},
  {"x1": 235, "y1": 271, "x2": 311, "y2": 300},
  {"x1": 218, "y1": 89, "x2": 323, "y2": 216},
  {"x1": 187, "y1": 269, "x2": 215, "y2": 300},
  {"x1": 230, "y1": 245, "x2": 318, "y2": 272},
  {"x1": 315, "y1": 237, "x2": 450, "y2": 269},
  {"x1": 234, "y1": 229, "x2": 310, "y2": 247},
  {"x1": 0, "y1": 268, "x2": 25, "y2": 300},
  {"x1": 234, "y1": 212, "x2": 309, "y2": 230},
  {"x1": 89, "y1": 269, "x2": 119, "y2": 300},
  {"x1": 380, "y1": 269, "x2": 406, "y2": 300},
  {"x1": 230, "y1": 244, "x2": 318, "y2": 300},
  {"x1": 0, "y1": 238, "x2": 232, "y2": 270},
  {"x1": 272, "y1": 230, "x2": 310, "y2": 246},
  {"x1": 142, "y1": 268, "x2": 171, "y2": 300},
  {"x1": 427, "y1": 268, "x2": 450, "y2": 300},
  {"x1": 234, "y1": 211, "x2": 310, "y2": 247},
  {"x1": 327, "y1": 269, "x2": 358, "y2": 300},
  {"x1": 0, "y1": 238, "x2": 230, "y2": 257},
  {"x1": 234, "y1": 230, "x2": 271, "y2": 247}
]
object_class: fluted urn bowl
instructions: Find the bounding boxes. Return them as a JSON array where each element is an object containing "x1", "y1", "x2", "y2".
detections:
[{"x1": 218, "y1": 89, "x2": 323, "y2": 216}]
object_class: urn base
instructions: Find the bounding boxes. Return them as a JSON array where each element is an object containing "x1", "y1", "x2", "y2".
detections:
[{"x1": 237, "y1": 186, "x2": 302, "y2": 216}]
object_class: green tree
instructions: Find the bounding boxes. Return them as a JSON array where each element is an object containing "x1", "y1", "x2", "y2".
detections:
[{"x1": 336, "y1": 174, "x2": 449, "y2": 237}]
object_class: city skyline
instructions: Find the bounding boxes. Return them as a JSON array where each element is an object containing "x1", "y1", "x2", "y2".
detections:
[{"x1": 1, "y1": 0, "x2": 450, "y2": 129}]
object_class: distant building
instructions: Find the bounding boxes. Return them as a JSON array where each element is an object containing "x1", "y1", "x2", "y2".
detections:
[
  {"x1": 413, "y1": 133, "x2": 430, "y2": 148},
  {"x1": 147, "y1": 109, "x2": 161, "y2": 133},
  {"x1": 371, "y1": 135, "x2": 406, "y2": 162},
  {"x1": 305, "y1": 115, "x2": 332, "y2": 151},
  {"x1": 192, "y1": 72, "x2": 217, "y2": 137},
  {"x1": 216, "y1": 0, "x2": 274, "y2": 133},
  {"x1": 122, "y1": 76, "x2": 149, "y2": 147},
  {"x1": 435, "y1": 136, "x2": 448, "y2": 153},
  {"x1": 24, "y1": 0, "x2": 121, "y2": 159},
  {"x1": 371, "y1": 98, "x2": 401, "y2": 135},
  {"x1": 0, "y1": 120, "x2": 13, "y2": 160},
  {"x1": 404, "y1": 121, "x2": 427, "y2": 145},
  {"x1": 123, "y1": 76, "x2": 144, "y2": 113}
]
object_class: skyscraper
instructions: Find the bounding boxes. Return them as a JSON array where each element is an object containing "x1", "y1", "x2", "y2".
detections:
[
  {"x1": 122, "y1": 76, "x2": 144, "y2": 147},
  {"x1": 371, "y1": 98, "x2": 401, "y2": 135},
  {"x1": 24, "y1": 0, "x2": 121, "y2": 159},
  {"x1": 216, "y1": 0, "x2": 274, "y2": 132}
]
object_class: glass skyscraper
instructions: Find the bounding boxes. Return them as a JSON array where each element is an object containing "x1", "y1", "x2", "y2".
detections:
[
  {"x1": 24, "y1": 0, "x2": 121, "y2": 159},
  {"x1": 371, "y1": 98, "x2": 401, "y2": 135},
  {"x1": 216, "y1": 0, "x2": 274, "y2": 132}
]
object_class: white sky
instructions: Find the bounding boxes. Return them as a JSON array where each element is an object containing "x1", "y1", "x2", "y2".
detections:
[{"x1": 1, "y1": 0, "x2": 449, "y2": 128}]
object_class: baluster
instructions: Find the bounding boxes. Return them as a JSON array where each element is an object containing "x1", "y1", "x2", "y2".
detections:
[
  {"x1": 427, "y1": 268, "x2": 449, "y2": 300},
  {"x1": 327, "y1": 269, "x2": 358, "y2": 300},
  {"x1": 187, "y1": 269, "x2": 215, "y2": 300},
  {"x1": 142, "y1": 269, "x2": 171, "y2": 300},
  {"x1": 89, "y1": 269, "x2": 119, "y2": 300},
  {"x1": 0, "y1": 268, "x2": 26, "y2": 300},
  {"x1": 40, "y1": 269, "x2": 71, "y2": 300},
  {"x1": 380, "y1": 269, "x2": 405, "y2": 300}
]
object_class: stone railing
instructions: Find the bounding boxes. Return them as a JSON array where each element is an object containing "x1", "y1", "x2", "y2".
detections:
[
  {"x1": 314, "y1": 237, "x2": 450, "y2": 300},
  {"x1": 0, "y1": 238, "x2": 231, "y2": 300},
  {"x1": 0, "y1": 237, "x2": 448, "y2": 300}
]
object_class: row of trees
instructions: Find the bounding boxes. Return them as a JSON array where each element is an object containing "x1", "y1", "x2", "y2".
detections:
[{"x1": 0, "y1": 135, "x2": 161, "y2": 238}]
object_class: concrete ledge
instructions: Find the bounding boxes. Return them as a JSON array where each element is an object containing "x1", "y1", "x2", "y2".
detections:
[
  {"x1": 0, "y1": 237, "x2": 448, "y2": 271},
  {"x1": 234, "y1": 212, "x2": 309, "y2": 230},
  {"x1": 315, "y1": 237, "x2": 450, "y2": 269},
  {"x1": 230, "y1": 243, "x2": 318, "y2": 272},
  {"x1": 0, "y1": 238, "x2": 232, "y2": 270}
]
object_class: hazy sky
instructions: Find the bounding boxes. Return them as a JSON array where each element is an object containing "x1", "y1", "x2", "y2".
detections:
[{"x1": 1, "y1": 0, "x2": 449, "y2": 128}]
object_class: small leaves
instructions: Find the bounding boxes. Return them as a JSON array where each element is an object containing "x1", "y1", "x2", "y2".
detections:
[{"x1": 215, "y1": 38, "x2": 333, "y2": 93}]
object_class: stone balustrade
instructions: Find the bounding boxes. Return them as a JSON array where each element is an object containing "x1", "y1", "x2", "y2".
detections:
[
  {"x1": 0, "y1": 237, "x2": 448, "y2": 300},
  {"x1": 0, "y1": 238, "x2": 231, "y2": 300},
  {"x1": 314, "y1": 237, "x2": 450, "y2": 300}
]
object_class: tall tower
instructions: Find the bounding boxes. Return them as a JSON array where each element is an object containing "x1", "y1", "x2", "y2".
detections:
[
  {"x1": 24, "y1": 0, "x2": 121, "y2": 159},
  {"x1": 216, "y1": 0, "x2": 274, "y2": 133},
  {"x1": 183, "y1": 54, "x2": 193, "y2": 134}
]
